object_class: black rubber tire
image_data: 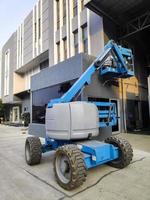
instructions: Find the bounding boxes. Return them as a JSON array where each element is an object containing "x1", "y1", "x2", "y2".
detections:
[
  {"x1": 25, "y1": 137, "x2": 42, "y2": 165},
  {"x1": 105, "y1": 136, "x2": 133, "y2": 169},
  {"x1": 54, "y1": 144, "x2": 87, "y2": 190}
]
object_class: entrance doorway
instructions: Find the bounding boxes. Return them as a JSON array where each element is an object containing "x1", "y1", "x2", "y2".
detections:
[{"x1": 12, "y1": 106, "x2": 20, "y2": 123}]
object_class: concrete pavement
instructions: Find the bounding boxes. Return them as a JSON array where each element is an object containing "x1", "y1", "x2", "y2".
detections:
[{"x1": 0, "y1": 125, "x2": 150, "y2": 200}]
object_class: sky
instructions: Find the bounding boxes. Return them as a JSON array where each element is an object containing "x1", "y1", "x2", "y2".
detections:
[{"x1": 0, "y1": 0, "x2": 37, "y2": 49}]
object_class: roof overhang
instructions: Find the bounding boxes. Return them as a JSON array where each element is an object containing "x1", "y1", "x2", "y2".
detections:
[
  {"x1": 85, "y1": 0, "x2": 150, "y2": 67},
  {"x1": 14, "y1": 90, "x2": 30, "y2": 99},
  {"x1": 15, "y1": 50, "x2": 49, "y2": 74},
  {"x1": 3, "y1": 101, "x2": 22, "y2": 105},
  {"x1": 85, "y1": 0, "x2": 150, "y2": 25}
]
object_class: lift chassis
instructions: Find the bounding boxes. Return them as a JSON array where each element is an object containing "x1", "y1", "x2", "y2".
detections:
[{"x1": 25, "y1": 40, "x2": 134, "y2": 190}]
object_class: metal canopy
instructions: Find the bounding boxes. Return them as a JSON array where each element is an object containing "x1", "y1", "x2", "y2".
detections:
[
  {"x1": 85, "y1": 0, "x2": 150, "y2": 25},
  {"x1": 120, "y1": 11, "x2": 150, "y2": 39},
  {"x1": 14, "y1": 90, "x2": 30, "y2": 99}
]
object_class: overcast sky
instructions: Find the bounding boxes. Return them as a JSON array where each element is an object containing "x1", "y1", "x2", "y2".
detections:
[{"x1": 0, "y1": 0, "x2": 37, "y2": 49}]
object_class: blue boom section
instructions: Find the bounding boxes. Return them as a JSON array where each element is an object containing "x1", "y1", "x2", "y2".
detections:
[{"x1": 47, "y1": 40, "x2": 134, "y2": 128}]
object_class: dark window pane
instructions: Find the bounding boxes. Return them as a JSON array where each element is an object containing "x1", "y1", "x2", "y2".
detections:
[
  {"x1": 57, "y1": 42, "x2": 60, "y2": 62},
  {"x1": 81, "y1": 0, "x2": 85, "y2": 10},
  {"x1": 32, "y1": 85, "x2": 61, "y2": 124},
  {"x1": 83, "y1": 39, "x2": 88, "y2": 53},
  {"x1": 63, "y1": 0, "x2": 66, "y2": 25},
  {"x1": 32, "y1": 80, "x2": 76, "y2": 124},
  {"x1": 40, "y1": 59, "x2": 49, "y2": 70},
  {"x1": 74, "y1": 30, "x2": 78, "y2": 55},
  {"x1": 73, "y1": 0, "x2": 78, "y2": 17},
  {"x1": 38, "y1": 18, "x2": 41, "y2": 39},
  {"x1": 34, "y1": 22, "x2": 37, "y2": 42},
  {"x1": 56, "y1": 0, "x2": 60, "y2": 30},
  {"x1": 82, "y1": 25, "x2": 88, "y2": 53},
  {"x1": 63, "y1": 38, "x2": 67, "y2": 59}
]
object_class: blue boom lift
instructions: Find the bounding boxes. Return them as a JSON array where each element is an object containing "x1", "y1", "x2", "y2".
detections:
[{"x1": 25, "y1": 40, "x2": 134, "y2": 190}]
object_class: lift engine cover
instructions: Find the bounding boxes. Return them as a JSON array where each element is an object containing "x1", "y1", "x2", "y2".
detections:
[{"x1": 46, "y1": 102, "x2": 99, "y2": 140}]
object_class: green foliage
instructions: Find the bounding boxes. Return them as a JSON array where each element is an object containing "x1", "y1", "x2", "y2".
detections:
[
  {"x1": 21, "y1": 112, "x2": 30, "y2": 127},
  {"x1": 0, "y1": 99, "x2": 6, "y2": 117}
]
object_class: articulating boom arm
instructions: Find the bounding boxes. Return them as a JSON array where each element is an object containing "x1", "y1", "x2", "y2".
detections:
[{"x1": 48, "y1": 40, "x2": 134, "y2": 108}]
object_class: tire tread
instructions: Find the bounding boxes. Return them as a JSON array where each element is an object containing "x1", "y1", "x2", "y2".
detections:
[{"x1": 54, "y1": 144, "x2": 87, "y2": 190}]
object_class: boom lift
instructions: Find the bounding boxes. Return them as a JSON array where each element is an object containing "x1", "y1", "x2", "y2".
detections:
[{"x1": 25, "y1": 40, "x2": 134, "y2": 190}]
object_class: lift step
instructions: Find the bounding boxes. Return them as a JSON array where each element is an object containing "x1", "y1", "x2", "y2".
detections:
[
  {"x1": 77, "y1": 140, "x2": 118, "y2": 169},
  {"x1": 90, "y1": 101, "x2": 117, "y2": 127}
]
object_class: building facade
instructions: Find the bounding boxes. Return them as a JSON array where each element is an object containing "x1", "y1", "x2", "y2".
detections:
[
  {"x1": 1, "y1": 0, "x2": 52, "y2": 123},
  {"x1": 1, "y1": 0, "x2": 149, "y2": 133}
]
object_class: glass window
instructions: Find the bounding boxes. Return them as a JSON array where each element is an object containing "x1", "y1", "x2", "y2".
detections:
[
  {"x1": 32, "y1": 81, "x2": 76, "y2": 124},
  {"x1": 74, "y1": 30, "x2": 78, "y2": 55},
  {"x1": 34, "y1": 22, "x2": 37, "y2": 42},
  {"x1": 63, "y1": 38, "x2": 67, "y2": 59},
  {"x1": 38, "y1": 18, "x2": 41, "y2": 39},
  {"x1": 4, "y1": 50, "x2": 10, "y2": 96},
  {"x1": 34, "y1": 7, "x2": 37, "y2": 43},
  {"x1": 73, "y1": 0, "x2": 78, "y2": 17},
  {"x1": 21, "y1": 36, "x2": 23, "y2": 56},
  {"x1": 40, "y1": 59, "x2": 49, "y2": 70},
  {"x1": 13, "y1": 107, "x2": 20, "y2": 123},
  {"x1": 82, "y1": 25, "x2": 88, "y2": 53},
  {"x1": 56, "y1": 0, "x2": 60, "y2": 30},
  {"x1": 38, "y1": 0, "x2": 41, "y2": 39},
  {"x1": 56, "y1": 42, "x2": 60, "y2": 62},
  {"x1": 63, "y1": 0, "x2": 66, "y2": 25},
  {"x1": 81, "y1": 0, "x2": 85, "y2": 11}
]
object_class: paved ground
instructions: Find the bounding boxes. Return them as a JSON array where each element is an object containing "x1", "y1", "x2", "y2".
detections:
[{"x1": 0, "y1": 125, "x2": 150, "y2": 200}]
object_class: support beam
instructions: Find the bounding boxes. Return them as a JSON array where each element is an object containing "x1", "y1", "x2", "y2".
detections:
[{"x1": 119, "y1": 12, "x2": 150, "y2": 39}]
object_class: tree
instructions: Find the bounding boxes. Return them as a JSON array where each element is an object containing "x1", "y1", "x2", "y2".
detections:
[{"x1": 0, "y1": 99, "x2": 6, "y2": 118}]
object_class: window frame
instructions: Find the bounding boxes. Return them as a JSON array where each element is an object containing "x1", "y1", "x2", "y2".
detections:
[
  {"x1": 4, "y1": 49, "x2": 10, "y2": 96},
  {"x1": 63, "y1": 0, "x2": 66, "y2": 25},
  {"x1": 56, "y1": 42, "x2": 60, "y2": 62},
  {"x1": 63, "y1": 37, "x2": 67, "y2": 59},
  {"x1": 82, "y1": 25, "x2": 88, "y2": 53},
  {"x1": 40, "y1": 59, "x2": 49, "y2": 70},
  {"x1": 56, "y1": 0, "x2": 60, "y2": 30},
  {"x1": 73, "y1": 0, "x2": 78, "y2": 17},
  {"x1": 34, "y1": 22, "x2": 37, "y2": 43},
  {"x1": 74, "y1": 30, "x2": 79, "y2": 55},
  {"x1": 81, "y1": 0, "x2": 85, "y2": 11},
  {"x1": 38, "y1": 18, "x2": 41, "y2": 39}
]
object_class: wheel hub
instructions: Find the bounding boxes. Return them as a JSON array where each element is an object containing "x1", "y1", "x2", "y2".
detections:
[
  {"x1": 56, "y1": 154, "x2": 71, "y2": 184},
  {"x1": 25, "y1": 143, "x2": 30, "y2": 162}
]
